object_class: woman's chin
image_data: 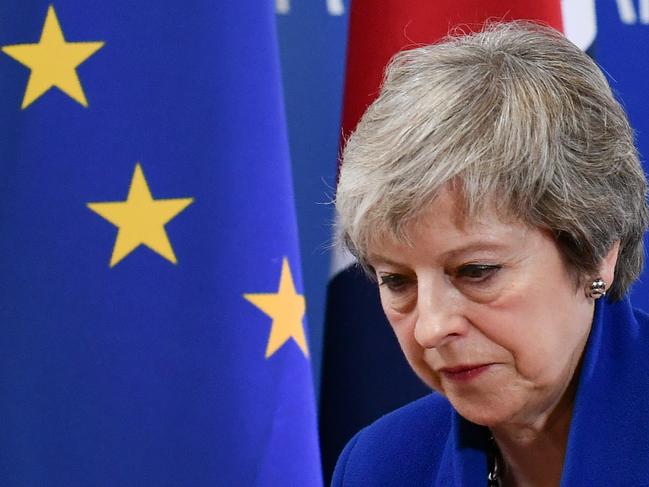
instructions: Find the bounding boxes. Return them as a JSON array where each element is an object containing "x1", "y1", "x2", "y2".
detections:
[{"x1": 446, "y1": 395, "x2": 518, "y2": 427}]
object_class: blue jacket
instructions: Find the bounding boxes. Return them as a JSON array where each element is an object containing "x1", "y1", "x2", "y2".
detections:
[{"x1": 332, "y1": 297, "x2": 649, "y2": 486}]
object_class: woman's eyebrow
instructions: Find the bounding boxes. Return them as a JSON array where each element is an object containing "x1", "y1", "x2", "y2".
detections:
[
  {"x1": 368, "y1": 240, "x2": 511, "y2": 267},
  {"x1": 441, "y1": 240, "x2": 511, "y2": 259},
  {"x1": 366, "y1": 255, "x2": 404, "y2": 268}
]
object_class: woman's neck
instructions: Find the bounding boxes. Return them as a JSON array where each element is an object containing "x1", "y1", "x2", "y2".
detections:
[{"x1": 490, "y1": 380, "x2": 577, "y2": 487}]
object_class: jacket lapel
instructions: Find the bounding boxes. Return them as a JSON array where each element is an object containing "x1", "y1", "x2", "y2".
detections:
[
  {"x1": 434, "y1": 409, "x2": 489, "y2": 486},
  {"x1": 561, "y1": 297, "x2": 649, "y2": 485}
]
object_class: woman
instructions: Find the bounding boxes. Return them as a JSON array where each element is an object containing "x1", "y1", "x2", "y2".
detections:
[{"x1": 332, "y1": 22, "x2": 649, "y2": 486}]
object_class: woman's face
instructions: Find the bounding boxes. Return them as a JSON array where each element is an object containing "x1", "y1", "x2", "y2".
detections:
[{"x1": 367, "y1": 190, "x2": 616, "y2": 428}]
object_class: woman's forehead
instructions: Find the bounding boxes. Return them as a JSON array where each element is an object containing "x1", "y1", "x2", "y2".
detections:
[
  {"x1": 366, "y1": 193, "x2": 533, "y2": 263},
  {"x1": 409, "y1": 186, "x2": 522, "y2": 234}
]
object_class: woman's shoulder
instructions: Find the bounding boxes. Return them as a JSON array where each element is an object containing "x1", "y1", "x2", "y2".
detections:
[
  {"x1": 633, "y1": 305, "x2": 649, "y2": 326},
  {"x1": 331, "y1": 392, "x2": 452, "y2": 486}
]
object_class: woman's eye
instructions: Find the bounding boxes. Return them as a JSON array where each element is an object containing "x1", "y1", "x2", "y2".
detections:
[
  {"x1": 456, "y1": 264, "x2": 501, "y2": 282},
  {"x1": 378, "y1": 273, "x2": 412, "y2": 292}
]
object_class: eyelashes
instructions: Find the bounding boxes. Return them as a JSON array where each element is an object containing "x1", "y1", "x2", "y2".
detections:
[
  {"x1": 455, "y1": 263, "x2": 502, "y2": 282},
  {"x1": 378, "y1": 263, "x2": 503, "y2": 293},
  {"x1": 379, "y1": 273, "x2": 412, "y2": 293}
]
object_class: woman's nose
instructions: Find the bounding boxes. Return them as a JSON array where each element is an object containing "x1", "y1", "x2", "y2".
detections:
[{"x1": 413, "y1": 287, "x2": 468, "y2": 349}]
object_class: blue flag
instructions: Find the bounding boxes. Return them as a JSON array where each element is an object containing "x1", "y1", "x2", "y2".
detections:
[
  {"x1": 0, "y1": 2, "x2": 322, "y2": 485},
  {"x1": 593, "y1": 0, "x2": 649, "y2": 312}
]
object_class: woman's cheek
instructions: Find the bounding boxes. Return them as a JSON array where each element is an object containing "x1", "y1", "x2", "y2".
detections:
[{"x1": 397, "y1": 328, "x2": 441, "y2": 390}]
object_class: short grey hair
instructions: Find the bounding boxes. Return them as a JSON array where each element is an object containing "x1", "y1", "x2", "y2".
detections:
[{"x1": 336, "y1": 21, "x2": 648, "y2": 300}]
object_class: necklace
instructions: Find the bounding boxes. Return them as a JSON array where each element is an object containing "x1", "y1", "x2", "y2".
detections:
[{"x1": 487, "y1": 436, "x2": 503, "y2": 487}]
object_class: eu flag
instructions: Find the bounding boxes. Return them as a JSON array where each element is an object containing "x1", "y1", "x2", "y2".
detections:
[{"x1": 0, "y1": 2, "x2": 322, "y2": 485}]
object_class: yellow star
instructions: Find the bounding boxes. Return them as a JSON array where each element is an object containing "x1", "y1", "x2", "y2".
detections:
[
  {"x1": 2, "y1": 5, "x2": 104, "y2": 108},
  {"x1": 87, "y1": 164, "x2": 194, "y2": 267},
  {"x1": 244, "y1": 258, "x2": 310, "y2": 359}
]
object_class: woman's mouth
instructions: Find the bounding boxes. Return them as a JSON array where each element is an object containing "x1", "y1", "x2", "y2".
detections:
[{"x1": 439, "y1": 364, "x2": 492, "y2": 382}]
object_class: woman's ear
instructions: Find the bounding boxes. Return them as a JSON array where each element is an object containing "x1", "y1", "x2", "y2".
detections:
[{"x1": 599, "y1": 240, "x2": 621, "y2": 287}]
